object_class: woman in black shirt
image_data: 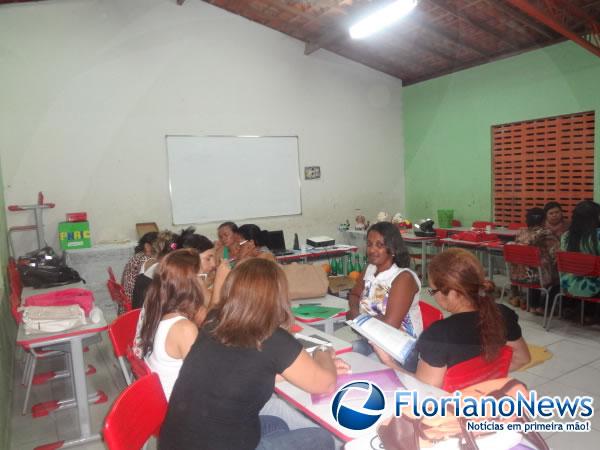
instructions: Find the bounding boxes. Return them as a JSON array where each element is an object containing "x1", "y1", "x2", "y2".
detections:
[
  {"x1": 159, "y1": 258, "x2": 348, "y2": 450},
  {"x1": 374, "y1": 248, "x2": 531, "y2": 388}
]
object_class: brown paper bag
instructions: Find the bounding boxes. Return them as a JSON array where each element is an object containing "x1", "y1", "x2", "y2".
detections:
[{"x1": 281, "y1": 263, "x2": 329, "y2": 300}]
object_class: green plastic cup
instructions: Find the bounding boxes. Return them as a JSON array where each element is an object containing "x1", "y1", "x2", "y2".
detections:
[{"x1": 437, "y1": 209, "x2": 454, "y2": 228}]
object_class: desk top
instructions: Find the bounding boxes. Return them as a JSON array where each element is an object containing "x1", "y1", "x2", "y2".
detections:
[
  {"x1": 400, "y1": 231, "x2": 438, "y2": 242},
  {"x1": 292, "y1": 295, "x2": 348, "y2": 324},
  {"x1": 275, "y1": 352, "x2": 444, "y2": 442},
  {"x1": 276, "y1": 245, "x2": 358, "y2": 263},
  {"x1": 439, "y1": 237, "x2": 499, "y2": 248},
  {"x1": 440, "y1": 226, "x2": 519, "y2": 238},
  {"x1": 17, "y1": 309, "x2": 107, "y2": 347},
  {"x1": 293, "y1": 322, "x2": 352, "y2": 354}
]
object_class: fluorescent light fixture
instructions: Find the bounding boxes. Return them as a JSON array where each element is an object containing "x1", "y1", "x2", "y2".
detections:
[{"x1": 349, "y1": 0, "x2": 418, "y2": 39}]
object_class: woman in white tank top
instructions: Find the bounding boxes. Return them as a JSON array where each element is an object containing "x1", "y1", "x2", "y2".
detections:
[
  {"x1": 138, "y1": 249, "x2": 207, "y2": 400},
  {"x1": 347, "y1": 222, "x2": 423, "y2": 371}
]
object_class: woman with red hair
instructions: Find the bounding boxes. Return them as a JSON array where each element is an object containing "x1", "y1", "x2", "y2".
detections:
[{"x1": 375, "y1": 248, "x2": 531, "y2": 388}]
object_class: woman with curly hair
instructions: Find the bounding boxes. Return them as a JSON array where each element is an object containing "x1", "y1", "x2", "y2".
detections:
[{"x1": 347, "y1": 221, "x2": 423, "y2": 371}]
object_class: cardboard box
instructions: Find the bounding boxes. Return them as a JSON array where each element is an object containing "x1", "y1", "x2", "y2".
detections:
[
  {"x1": 58, "y1": 221, "x2": 91, "y2": 250},
  {"x1": 328, "y1": 275, "x2": 355, "y2": 296},
  {"x1": 136, "y1": 222, "x2": 159, "y2": 239}
]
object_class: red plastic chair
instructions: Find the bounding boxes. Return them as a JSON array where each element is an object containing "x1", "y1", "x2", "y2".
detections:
[
  {"x1": 502, "y1": 244, "x2": 551, "y2": 326},
  {"x1": 108, "y1": 309, "x2": 143, "y2": 385},
  {"x1": 472, "y1": 221, "x2": 495, "y2": 230},
  {"x1": 103, "y1": 373, "x2": 167, "y2": 450},
  {"x1": 107, "y1": 269, "x2": 132, "y2": 313},
  {"x1": 451, "y1": 219, "x2": 462, "y2": 227},
  {"x1": 508, "y1": 223, "x2": 526, "y2": 230},
  {"x1": 108, "y1": 266, "x2": 117, "y2": 283},
  {"x1": 8, "y1": 258, "x2": 23, "y2": 299},
  {"x1": 442, "y1": 346, "x2": 513, "y2": 392},
  {"x1": 418, "y1": 301, "x2": 443, "y2": 330},
  {"x1": 546, "y1": 252, "x2": 600, "y2": 330}
]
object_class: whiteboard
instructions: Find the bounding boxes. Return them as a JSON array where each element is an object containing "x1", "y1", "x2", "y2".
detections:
[{"x1": 166, "y1": 135, "x2": 302, "y2": 225}]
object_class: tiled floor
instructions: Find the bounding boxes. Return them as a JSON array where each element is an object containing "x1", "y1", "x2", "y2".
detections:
[{"x1": 9, "y1": 290, "x2": 600, "y2": 449}]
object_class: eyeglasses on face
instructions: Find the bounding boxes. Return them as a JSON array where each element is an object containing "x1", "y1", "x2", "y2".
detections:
[{"x1": 427, "y1": 287, "x2": 441, "y2": 296}]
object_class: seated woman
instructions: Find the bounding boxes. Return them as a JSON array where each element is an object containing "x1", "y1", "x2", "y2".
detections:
[
  {"x1": 508, "y1": 208, "x2": 559, "y2": 314},
  {"x1": 235, "y1": 224, "x2": 276, "y2": 261},
  {"x1": 131, "y1": 230, "x2": 177, "y2": 309},
  {"x1": 346, "y1": 221, "x2": 423, "y2": 371},
  {"x1": 239, "y1": 224, "x2": 272, "y2": 253},
  {"x1": 214, "y1": 221, "x2": 241, "y2": 263},
  {"x1": 375, "y1": 248, "x2": 531, "y2": 388},
  {"x1": 121, "y1": 231, "x2": 157, "y2": 301},
  {"x1": 560, "y1": 200, "x2": 600, "y2": 321},
  {"x1": 138, "y1": 249, "x2": 206, "y2": 400},
  {"x1": 159, "y1": 258, "x2": 348, "y2": 450},
  {"x1": 544, "y1": 201, "x2": 570, "y2": 237}
]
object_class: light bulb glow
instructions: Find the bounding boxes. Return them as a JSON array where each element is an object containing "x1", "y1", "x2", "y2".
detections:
[{"x1": 349, "y1": 0, "x2": 418, "y2": 39}]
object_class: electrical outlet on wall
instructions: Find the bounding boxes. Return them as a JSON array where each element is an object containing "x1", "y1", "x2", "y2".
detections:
[{"x1": 304, "y1": 166, "x2": 321, "y2": 180}]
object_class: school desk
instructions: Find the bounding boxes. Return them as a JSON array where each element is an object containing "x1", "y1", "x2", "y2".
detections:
[
  {"x1": 293, "y1": 322, "x2": 352, "y2": 354},
  {"x1": 400, "y1": 232, "x2": 438, "y2": 283},
  {"x1": 17, "y1": 310, "x2": 108, "y2": 449},
  {"x1": 292, "y1": 295, "x2": 349, "y2": 334},
  {"x1": 276, "y1": 244, "x2": 358, "y2": 264},
  {"x1": 274, "y1": 351, "x2": 445, "y2": 443},
  {"x1": 439, "y1": 226, "x2": 518, "y2": 240}
]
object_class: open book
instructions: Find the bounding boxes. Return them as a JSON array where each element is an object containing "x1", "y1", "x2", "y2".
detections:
[{"x1": 346, "y1": 314, "x2": 416, "y2": 365}]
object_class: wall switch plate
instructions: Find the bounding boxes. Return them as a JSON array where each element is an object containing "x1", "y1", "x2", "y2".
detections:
[{"x1": 304, "y1": 166, "x2": 321, "y2": 180}]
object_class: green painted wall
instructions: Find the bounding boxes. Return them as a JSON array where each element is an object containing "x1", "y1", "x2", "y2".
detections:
[
  {"x1": 403, "y1": 41, "x2": 600, "y2": 225},
  {"x1": 0, "y1": 160, "x2": 14, "y2": 449}
]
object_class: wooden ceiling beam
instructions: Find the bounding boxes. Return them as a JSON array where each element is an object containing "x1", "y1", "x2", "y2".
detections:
[
  {"x1": 506, "y1": 0, "x2": 600, "y2": 58},
  {"x1": 426, "y1": 0, "x2": 521, "y2": 50},
  {"x1": 485, "y1": 0, "x2": 555, "y2": 39},
  {"x1": 410, "y1": 9, "x2": 490, "y2": 58},
  {"x1": 304, "y1": 0, "x2": 391, "y2": 55}
]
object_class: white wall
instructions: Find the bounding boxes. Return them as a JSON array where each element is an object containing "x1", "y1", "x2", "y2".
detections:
[{"x1": 0, "y1": 0, "x2": 405, "y2": 253}]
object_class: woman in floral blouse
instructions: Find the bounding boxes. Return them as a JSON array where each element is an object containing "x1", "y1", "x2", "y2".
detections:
[{"x1": 509, "y1": 208, "x2": 559, "y2": 315}]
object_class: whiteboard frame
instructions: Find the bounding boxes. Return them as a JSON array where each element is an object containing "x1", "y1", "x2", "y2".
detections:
[{"x1": 166, "y1": 134, "x2": 302, "y2": 225}]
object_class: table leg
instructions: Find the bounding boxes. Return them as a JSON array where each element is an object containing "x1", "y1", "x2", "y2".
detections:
[
  {"x1": 324, "y1": 319, "x2": 333, "y2": 335},
  {"x1": 34, "y1": 334, "x2": 103, "y2": 450},
  {"x1": 71, "y1": 336, "x2": 92, "y2": 437},
  {"x1": 420, "y1": 242, "x2": 427, "y2": 285},
  {"x1": 488, "y1": 250, "x2": 493, "y2": 280}
]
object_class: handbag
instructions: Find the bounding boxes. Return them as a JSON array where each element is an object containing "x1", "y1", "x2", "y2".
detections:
[
  {"x1": 377, "y1": 378, "x2": 549, "y2": 450},
  {"x1": 280, "y1": 263, "x2": 329, "y2": 300},
  {"x1": 21, "y1": 305, "x2": 86, "y2": 335}
]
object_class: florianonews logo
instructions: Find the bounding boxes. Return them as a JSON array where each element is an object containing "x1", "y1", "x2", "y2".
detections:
[{"x1": 331, "y1": 381, "x2": 386, "y2": 430}]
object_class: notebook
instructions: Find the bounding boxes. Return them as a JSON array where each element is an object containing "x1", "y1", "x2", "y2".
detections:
[
  {"x1": 267, "y1": 230, "x2": 294, "y2": 256},
  {"x1": 292, "y1": 304, "x2": 345, "y2": 319}
]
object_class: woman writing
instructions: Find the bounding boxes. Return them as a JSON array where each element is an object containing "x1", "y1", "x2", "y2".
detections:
[
  {"x1": 347, "y1": 222, "x2": 423, "y2": 370},
  {"x1": 374, "y1": 248, "x2": 531, "y2": 388},
  {"x1": 138, "y1": 249, "x2": 206, "y2": 400},
  {"x1": 160, "y1": 258, "x2": 348, "y2": 450}
]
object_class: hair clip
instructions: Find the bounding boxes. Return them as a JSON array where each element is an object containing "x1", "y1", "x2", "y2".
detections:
[{"x1": 170, "y1": 242, "x2": 178, "y2": 250}]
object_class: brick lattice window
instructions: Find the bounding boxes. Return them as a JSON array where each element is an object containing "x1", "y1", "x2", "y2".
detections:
[{"x1": 492, "y1": 111, "x2": 595, "y2": 226}]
